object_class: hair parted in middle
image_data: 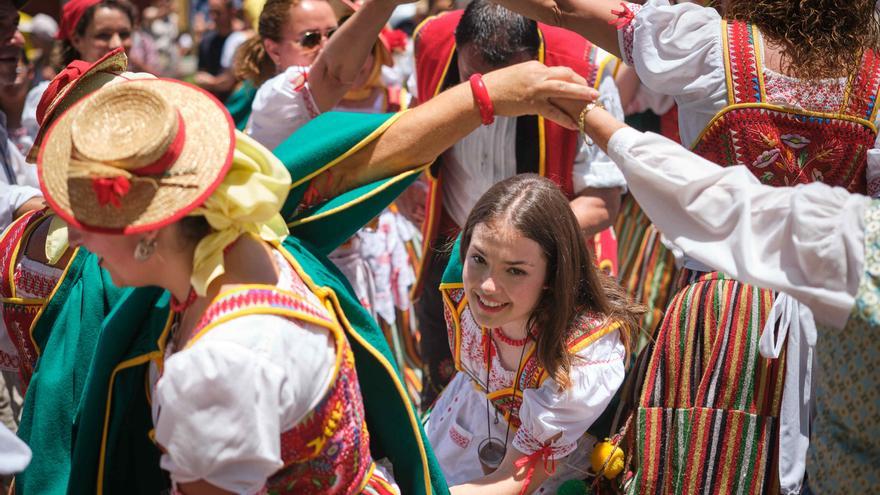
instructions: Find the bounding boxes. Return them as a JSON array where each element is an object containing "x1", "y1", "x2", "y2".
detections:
[{"x1": 459, "y1": 174, "x2": 644, "y2": 389}]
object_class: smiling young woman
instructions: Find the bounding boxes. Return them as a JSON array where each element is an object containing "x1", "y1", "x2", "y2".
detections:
[{"x1": 426, "y1": 174, "x2": 643, "y2": 495}]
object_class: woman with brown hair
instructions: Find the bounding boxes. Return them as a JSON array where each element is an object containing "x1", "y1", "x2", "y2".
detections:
[
  {"x1": 427, "y1": 174, "x2": 642, "y2": 495},
  {"x1": 483, "y1": 0, "x2": 880, "y2": 492},
  {"x1": 22, "y1": 0, "x2": 137, "y2": 153},
  {"x1": 236, "y1": 0, "x2": 407, "y2": 149}
]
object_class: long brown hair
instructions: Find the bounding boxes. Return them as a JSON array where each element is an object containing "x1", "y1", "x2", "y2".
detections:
[
  {"x1": 234, "y1": 0, "x2": 307, "y2": 86},
  {"x1": 725, "y1": 0, "x2": 880, "y2": 79},
  {"x1": 460, "y1": 174, "x2": 644, "y2": 388}
]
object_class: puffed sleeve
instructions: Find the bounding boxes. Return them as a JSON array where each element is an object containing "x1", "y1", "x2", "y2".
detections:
[
  {"x1": 154, "y1": 315, "x2": 336, "y2": 493},
  {"x1": 615, "y1": 1, "x2": 726, "y2": 142},
  {"x1": 513, "y1": 331, "x2": 626, "y2": 460},
  {"x1": 607, "y1": 127, "x2": 869, "y2": 329},
  {"x1": 573, "y1": 64, "x2": 627, "y2": 192},
  {"x1": 245, "y1": 65, "x2": 321, "y2": 151}
]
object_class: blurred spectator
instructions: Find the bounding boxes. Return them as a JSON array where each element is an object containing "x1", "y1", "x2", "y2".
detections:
[
  {"x1": 194, "y1": 0, "x2": 246, "y2": 99},
  {"x1": 54, "y1": 0, "x2": 135, "y2": 65},
  {"x1": 18, "y1": 13, "x2": 57, "y2": 83},
  {"x1": 22, "y1": 0, "x2": 137, "y2": 159},
  {"x1": 0, "y1": 54, "x2": 35, "y2": 154},
  {"x1": 142, "y1": 0, "x2": 182, "y2": 76}
]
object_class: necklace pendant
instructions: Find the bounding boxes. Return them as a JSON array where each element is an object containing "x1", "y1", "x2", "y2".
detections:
[{"x1": 477, "y1": 437, "x2": 507, "y2": 474}]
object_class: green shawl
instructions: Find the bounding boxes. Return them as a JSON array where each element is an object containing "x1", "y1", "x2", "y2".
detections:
[{"x1": 18, "y1": 111, "x2": 447, "y2": 495}]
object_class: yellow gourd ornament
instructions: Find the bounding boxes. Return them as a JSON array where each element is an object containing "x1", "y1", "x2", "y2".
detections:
[{"x1": 590, "y1": 439, "x2": 624, "y2": 479}]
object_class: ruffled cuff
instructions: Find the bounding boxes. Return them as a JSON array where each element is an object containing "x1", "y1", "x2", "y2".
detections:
[{"x1": 613, "y1": 2, "x2": 643, "y2": 66}]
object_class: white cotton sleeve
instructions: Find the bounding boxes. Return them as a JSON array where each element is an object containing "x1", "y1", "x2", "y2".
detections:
[
  {"x1": 513, "y1": 331, "x2": 626, "y2": 460},
  {"x1": 607, "y1": 127, "x2": 869, "y2": 329},
  {"x1": 245, "y1": 66, "x2": 320, "y2": 151},
  {"x1": 616, "y1": 1, "x2": 727, "y2": 143},
  {"x1": 573, "y1": 71, "x2": 627, "y2": 192},
  {"x1": 154, "y1": 315, "x2": 336, "y2": 493}
]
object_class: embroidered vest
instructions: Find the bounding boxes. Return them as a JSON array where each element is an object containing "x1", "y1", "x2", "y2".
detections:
[
  {"x1": 692, "y1": 21, "x2": 880, "y2": 193},
  {"x1": 808, "y1": 200, "x2": 880, "y2": 493},
  {"x1": 184, "y1": 285, "x2": 378, "y2": 494},
  {"x1": 0, "y1": 209, "x2": 55, "y2": 387},
  {"x1": 440, "y1": 285, "x2": 621, "y2": 428}
]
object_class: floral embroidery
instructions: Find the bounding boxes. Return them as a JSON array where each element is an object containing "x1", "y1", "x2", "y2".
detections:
[
  {"x1": 694, "y1": 21, "x2": 877, "y2": 194},
  {"x1": 752, "y1": 149, "x2": 780, "y2": 168},
  {"x1": 780, "y1": 134, "x2": 810, "y2": 149}
]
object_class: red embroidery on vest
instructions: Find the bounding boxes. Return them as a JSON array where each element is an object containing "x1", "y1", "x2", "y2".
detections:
[
  {"x1": 191, "y1": 286, "x2": 375, "y2": 494},
  {"x1": 693, "y1": 21, "x2": 879, "y2": 193},
  {"x1": 0, "y1": 209, "x2": 52, "y2": 389}
]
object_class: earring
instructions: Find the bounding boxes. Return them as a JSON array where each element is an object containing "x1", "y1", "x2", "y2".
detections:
[{"x1": 134, "y1": 238, "x2": 156, "y2": 261}]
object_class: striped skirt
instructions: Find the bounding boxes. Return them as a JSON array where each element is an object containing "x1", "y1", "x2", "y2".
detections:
[
  {"x1": 615, "y1": 194, "x2": 680, "y2": 346},
  {"x1": 629, "y1": 271, "x2": 786, "y2": 495}
]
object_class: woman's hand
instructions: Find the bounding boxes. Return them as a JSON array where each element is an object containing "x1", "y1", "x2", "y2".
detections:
[
  {"x1": 483, "y1": 61, "x2": 599, "y2": 130},
  {"x1": 551, "y1": 97, "x2": 628, "y2": 151}
]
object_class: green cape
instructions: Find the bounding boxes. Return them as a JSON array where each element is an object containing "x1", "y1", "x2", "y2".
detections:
[
  {"x1": 224, "y1": 80, "x2": 257, "y2": 131},
  {"x1": 18, "y1": 111, "x2": 447, "y2": 495}
]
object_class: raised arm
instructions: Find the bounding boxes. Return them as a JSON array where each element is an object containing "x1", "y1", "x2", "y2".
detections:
[
  {"x1": 488, "y1": 0, "x2": 624, "y2": 58},
  {"x1": 308, "y1": 0, "x2": 403, "y2": 111},
  {"x1": 325, "y1": 61, "x2": 598, "y2": 192}
]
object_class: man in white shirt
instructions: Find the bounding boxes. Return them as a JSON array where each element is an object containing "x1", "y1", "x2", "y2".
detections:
[
  {"x1": 411, "y1": 0, "x2": 626, "y2": 403},
  {"x1": 0, "y1": 0, "x2": 41, "y2": 233}
]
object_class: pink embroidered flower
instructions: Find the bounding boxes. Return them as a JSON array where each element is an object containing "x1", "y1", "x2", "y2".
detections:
[
  {"x1": 811, "y1": 168, "x2": 824, "y2": 182},
  {"x1": 781, "y1": 134, "x2": 810, "y2": 149},
  {"x1": 752, "y1": 149, "x2": 780, "y2": 168}
]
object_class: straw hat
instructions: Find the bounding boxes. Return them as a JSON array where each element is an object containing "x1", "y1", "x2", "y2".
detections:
[
  {"x1": 37, "y1": 78, "x2": 235, "y2": 234},
  {"x1": 27, "y1": 48, "x2": 151, "y2": 163}
]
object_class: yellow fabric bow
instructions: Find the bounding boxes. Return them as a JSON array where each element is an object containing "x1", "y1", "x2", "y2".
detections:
[{"x1": 189, "y1": 131, "x2": 291, "y2": 296}]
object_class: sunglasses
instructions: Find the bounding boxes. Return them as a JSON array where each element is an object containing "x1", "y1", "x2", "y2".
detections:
[{"x1": 296, "y1": 28, "x2": 337, "y2": 49}]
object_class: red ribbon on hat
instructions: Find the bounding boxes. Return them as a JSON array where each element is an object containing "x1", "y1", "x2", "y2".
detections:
[
  {"x1": 57, "y1": 0, "x2": 103, "y2": 42},
  {"x1": 36, "y1": 60, "x2": 90, "y2": 125},
  {"x1": 35, "y1": 47, "x2": 127, "y2": 126},
  {"x1": 131, "y1": 112, "x2": 187, "y2": 176},
  {"x1": 87, "y1": 111, "x2": 186, "y2": 208},
  {"x1": 513, "y1": 444, "x2": 557, "y2": 495},
  {"x1": 92, "y1": 176, "x2": 131, "y2": 208}
]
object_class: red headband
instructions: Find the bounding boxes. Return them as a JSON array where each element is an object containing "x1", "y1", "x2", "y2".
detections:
[{"x1": 57, "y1": 0, "x2": 103, "y2": 42}]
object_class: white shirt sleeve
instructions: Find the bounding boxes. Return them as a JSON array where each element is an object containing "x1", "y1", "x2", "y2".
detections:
[
  {"x1": 154, "y1": 314, "x2": 336, "y2": 493},
  {"x1": 245, "y1": 66, "x2": 320, "y2": 151},
  {"x1": 513, "y1": 330, "x2": 625, "y2": 460},
  {"x1": 22, "y1": 81, "x2": 48, "y2": 148},
  {"x1": 573, "y1": 69, "x2": 627, "y2": 192},
  {"x1": 606, "y1": 127, "x2": 869, "y2": 328},
  {"x1": 0, "y1": 183, "x2": 41, "y2": 231},
  {"x1": 220, "y1": 31, "x2": 248, "y2": 70},
  {"x1": 616, "y1": 1, "x2": 727, "y2": 145}
]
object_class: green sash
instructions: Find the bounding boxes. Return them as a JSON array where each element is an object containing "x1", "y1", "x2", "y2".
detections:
[{"x1": 18, "y1": 111, "x2": 447, "y2": 495}]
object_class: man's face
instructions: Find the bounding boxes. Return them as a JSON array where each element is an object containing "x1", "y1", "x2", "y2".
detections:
[
  {"x1": 0, "y1": 2, "x2": 23, "y2": 85},
  {"x1": 456, "y1": 43, "x2": 534, "y2": 82}
]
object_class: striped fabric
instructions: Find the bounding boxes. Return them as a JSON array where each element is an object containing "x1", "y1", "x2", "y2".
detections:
[
  {"x1": 630, "y1": 271, "x2": 785, "y2": 495},
  {"x1": 615, "y1": 194, "x2": 679, "y2": 347}
]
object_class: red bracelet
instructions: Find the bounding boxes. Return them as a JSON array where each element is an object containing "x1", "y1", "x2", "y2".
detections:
[{"x1": 469, "y1": 74, "x2": 495, "y2": 125}]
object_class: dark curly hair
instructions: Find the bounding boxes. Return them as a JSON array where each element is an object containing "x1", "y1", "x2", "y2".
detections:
[{"x1": 725, "y1": 0, "x2": 880, "y2": 79}]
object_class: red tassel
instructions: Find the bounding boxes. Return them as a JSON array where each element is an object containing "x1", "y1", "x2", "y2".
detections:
[
  {"x1": 609, "y1": 2, "x2": 635, "y2": 30},
  {"x1": 513, "y1": 444, "x2": 556, "y2": 495},
  {"x1": 92, "y1": 176, "x2": 131, "y2": 208}
]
